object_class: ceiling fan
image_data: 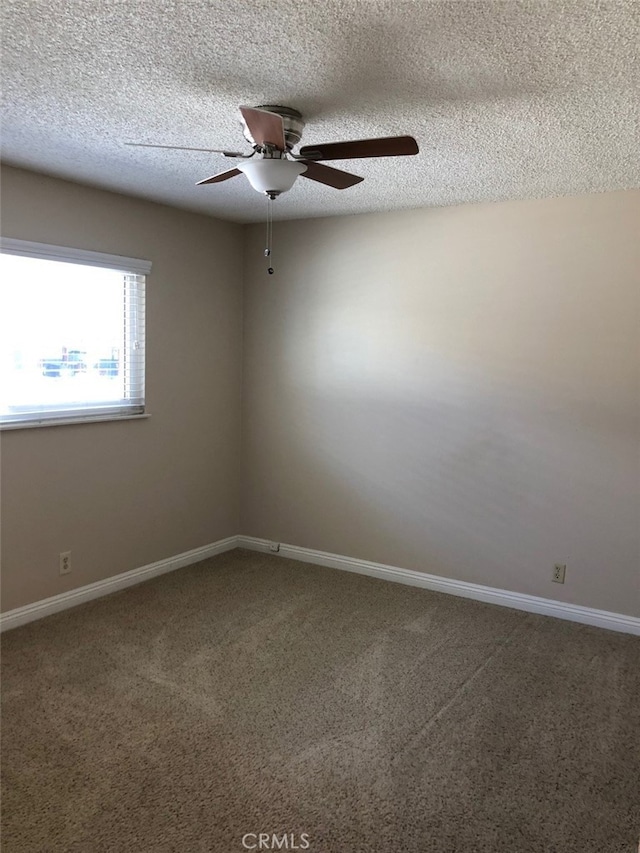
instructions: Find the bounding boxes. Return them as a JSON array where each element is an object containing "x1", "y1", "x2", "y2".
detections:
[{"x1": 127, "y1": 105, "x2": 419, "y2": 199}]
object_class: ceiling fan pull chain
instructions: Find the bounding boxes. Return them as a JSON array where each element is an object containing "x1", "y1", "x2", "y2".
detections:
[{"x1": 265, "y1": 195, "x2": 274, "y2": 275}]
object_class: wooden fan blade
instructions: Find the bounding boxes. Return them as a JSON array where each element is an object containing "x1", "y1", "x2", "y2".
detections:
[
  {"x1": 299, "y1": 135, "x2": 419, "y2": 161},
  {"x1": 126, "y1": 142, "x2": 246, "y2": 156},
  {"x1": 240, "y1": 106, "x2": 286, "y2": 150},
  {"x1": 299, "y1": 160, "x2": 364, "y2": 190},
  {"x1": 196, "y1": 168, "x2": 242, "y2": 185}
]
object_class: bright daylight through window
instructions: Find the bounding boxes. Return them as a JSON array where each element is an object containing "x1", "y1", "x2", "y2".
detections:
[{"x1": 0, "y1": 240, "x2": 149, "y2": 428}]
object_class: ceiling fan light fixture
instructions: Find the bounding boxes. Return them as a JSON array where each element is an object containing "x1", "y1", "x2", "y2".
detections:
[{"x1": 238, "y1": 159, "x2": 307, "y2": 196}]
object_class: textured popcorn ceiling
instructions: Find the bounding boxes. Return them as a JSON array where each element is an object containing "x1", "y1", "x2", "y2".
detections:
[{"x1": 2, "y1": 1, "x2": 639, "y2": 223}]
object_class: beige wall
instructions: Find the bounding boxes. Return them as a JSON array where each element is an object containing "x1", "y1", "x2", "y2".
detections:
[
  {"x1": 242, "y1": 191, "x2": 640, "y2": 617},
  {"x1": 3, "y1": 171, "x2": 638, "y2": 619},
  {"x1": 1, "y1": 166, "x2": 243, "y2": 611}
]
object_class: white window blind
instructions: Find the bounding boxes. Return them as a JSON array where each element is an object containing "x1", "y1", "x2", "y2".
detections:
[{"x1": 0, "y1": 239, "x2": 150, "y2": 428}]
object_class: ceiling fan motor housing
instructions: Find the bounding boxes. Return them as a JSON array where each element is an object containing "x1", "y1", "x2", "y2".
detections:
[{"x1": 242, "y1": 105, "x2": 305, "y2": 151}]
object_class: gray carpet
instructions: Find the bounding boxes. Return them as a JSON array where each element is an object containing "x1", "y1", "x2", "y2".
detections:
[{"x1": 2, "y1": 548, "x2": 639, "y2": 852}]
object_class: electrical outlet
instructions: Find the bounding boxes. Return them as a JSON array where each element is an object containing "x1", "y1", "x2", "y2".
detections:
[
  {"x1": 59, "y1": 551, "x2": 71, "y2": 575},
  {"x1": 269, "y1": 542, "x2": 281, "y2": 553},
  {"x1": 553, "y1": 563, "x2": 566, "y2": 584}
]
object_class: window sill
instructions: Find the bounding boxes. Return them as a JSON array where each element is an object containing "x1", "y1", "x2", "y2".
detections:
[{"x1": 0, "y1": 413, "x2": 151, "y2": 431}]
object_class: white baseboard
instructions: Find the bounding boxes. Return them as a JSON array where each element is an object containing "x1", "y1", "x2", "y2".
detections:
[
  {"x1": 3, "y1": 534, "x2": 638, "y2": 637},
  {"x1": 237, "y1": 536, "x2": 640, "y2": 636},
  {"x1": 0, "y1": 536, "x2": 239, "y2": 632}
]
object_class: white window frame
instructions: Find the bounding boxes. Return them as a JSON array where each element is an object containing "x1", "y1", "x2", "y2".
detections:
[{"x1": 0, "y1": 238, "x2": 151, "y2": 430}]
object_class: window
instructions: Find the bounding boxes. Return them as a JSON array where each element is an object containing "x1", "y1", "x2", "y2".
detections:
[{"x1": 0, "y1": 239, "x2": 150, "y2": 429}]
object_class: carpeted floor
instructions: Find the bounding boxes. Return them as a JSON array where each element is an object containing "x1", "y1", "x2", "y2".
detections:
[{"x1": 1, "y1": 548, "x2": 639, "y2": 853}]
